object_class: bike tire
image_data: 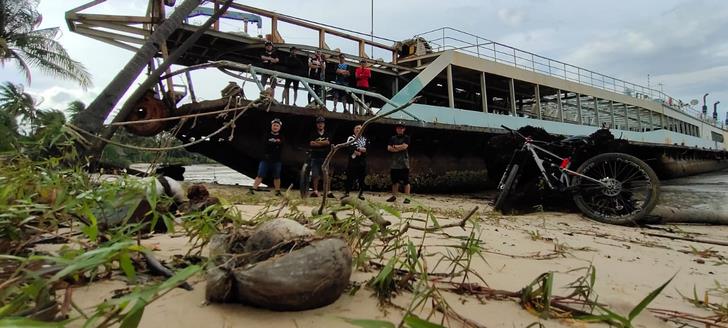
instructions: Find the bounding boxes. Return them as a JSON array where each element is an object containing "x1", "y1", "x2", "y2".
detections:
[
  {"x1": 494, "y1": 163, "x2": 520, "y2": 212},
  {"x1": 299, "y1": 162, "x2": 311, "y2": 198},
  {"x1": 571, "y1": 153, "x2": 659, "y2": 225}
]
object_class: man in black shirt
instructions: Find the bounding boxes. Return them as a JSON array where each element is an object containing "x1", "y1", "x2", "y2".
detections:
[
  {"x1": 283, "y1": 47, "x2": 305, "y2": 106},
  {"x1": 308, "y1": 116, "x2": 333, "y2": 198},
  {"x1": 250, "y1": 118, "x2": 284, "y2": 196},
  {"x1": 386, "y1": 121, "x2": 411, "y2": 204},
  {"x1": 260, "y1": 41, "x2": 280, "y2": 98}
]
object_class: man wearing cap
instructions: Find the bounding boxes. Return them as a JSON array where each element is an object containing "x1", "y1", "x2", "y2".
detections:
[
  {"x1": 250, "y1": 118, "x2": 284, "y2": 196},
  {"x1": 260, "y1": 41, "x2": 280, "y2": 98},
  {"x1": 387, "y1": 121, "x2": 411, "y2": 204},
  {"x1": 308, "y1": 116, "x2": 333, "y2": 197}
]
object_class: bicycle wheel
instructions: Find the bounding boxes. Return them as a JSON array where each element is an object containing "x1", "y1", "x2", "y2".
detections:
[
  {"x1": 494, "y1": 163, "x2": 520, "y2": 212},
  {"x1": 299, "y1": 162, "x2": 311, "y2": 198},
  {"x1": 571, "y1": 153, "x2": 659, "y2": 225}
]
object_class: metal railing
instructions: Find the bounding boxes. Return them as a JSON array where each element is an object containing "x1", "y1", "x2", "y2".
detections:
[{"x1": 414, "y1": 27, "x2": 717, "y2": 127}]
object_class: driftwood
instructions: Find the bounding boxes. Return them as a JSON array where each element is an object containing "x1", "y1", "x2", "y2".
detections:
[
  {"x1": 341, "y1": 197, "x2": 391, "y2": 228},
  {"x1": 642, "y1": 232, "x2": 728, "y2": 247},
  {"x1": 205, "y1": 219, "x2": 352, "y2": 311}
]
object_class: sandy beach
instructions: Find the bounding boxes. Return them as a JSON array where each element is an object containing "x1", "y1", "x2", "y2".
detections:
[{"x1": 61, "y1": 184, "x2": 728, "y2": 328}]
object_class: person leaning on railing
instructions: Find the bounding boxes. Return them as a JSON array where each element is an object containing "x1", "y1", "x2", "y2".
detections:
[
  {"x1": 355, "y1": 59, "x2": 372, "y2": 114},
  {"x1": 307, "y1": 50, "x2": 326, "y2": 105}
]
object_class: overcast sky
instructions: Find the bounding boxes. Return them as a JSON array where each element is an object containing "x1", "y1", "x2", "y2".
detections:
[{"x1": 0, "y1": 0, "x2": 726, "y2": 121}]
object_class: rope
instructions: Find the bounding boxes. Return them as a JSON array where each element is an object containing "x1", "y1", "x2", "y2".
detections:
[
  {"x1": 68, "y1": 96, "x2": 271, "y2": 152},
  {"x1": 108, "y1": 99, "x2": 249, "y2": 126}
]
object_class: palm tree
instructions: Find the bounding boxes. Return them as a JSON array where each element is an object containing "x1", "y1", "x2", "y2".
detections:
[
  {"x1": 0, "y1": 82, "x2": 39, "y2": 128},
  {"x1": 66, "y1": 100, "x2": 86, "y2": 123},
  {"x1": 0, "y1": 0, "x2": 92, "y2": 88}
]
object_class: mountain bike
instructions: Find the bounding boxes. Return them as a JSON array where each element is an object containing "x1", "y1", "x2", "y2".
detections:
[{"x1": 494, "y1": 125, "x2": 660, "y2": 225}]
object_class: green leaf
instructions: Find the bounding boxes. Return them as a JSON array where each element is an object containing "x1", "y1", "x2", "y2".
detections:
[
  {"x1": 119, "y1": 251, "x2": 136, "y2": 282},
  {"x1": 379, "y1": 204, "x2": 401, "y2": 219},
  {"x1": 0, "y1": 317, "x2": 67, "y2": 327},
  {"x1": 340, "y1": 318, "x2": 395, "y2": 328},
  {"x1": 120, "y1": 301, "x2": 146, "y2": 328},
  {"x1": 403, "y1": 313, "x2": 445, "y2": 328},
  {"x1": 628, "y1": 274, "x2": 675, "y2": 321}
]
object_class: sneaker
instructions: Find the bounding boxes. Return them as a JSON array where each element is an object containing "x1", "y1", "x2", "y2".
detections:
[
  {"x1": 274, "y1": 190, "x2": 282, "y2": 196},
  {"x1": 358, "y1": 194, "x2": 365, "y2": 200},
  {"x1": 247, "y1": 188, "x2": 255, "y2": 195},
  {"x1": 310, "y1": 191, "x2": 319, "y2": 197},
  {"x1": 340, "y1": 193, "x2": 350, "y2": 200},
  {"x1": 403, "y1": 198, "x2": 411, "y2": 204},
  {"x1": 327, "y1": 192, "x2": 335, "y2": 198},
  {"x1": 386, "y1": 196, "x2": 396, "y2": 202}
]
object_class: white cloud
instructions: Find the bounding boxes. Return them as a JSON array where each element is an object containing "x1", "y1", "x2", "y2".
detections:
[{"x1": 497, "y1": 8, "x2": 526, "y2": 26}]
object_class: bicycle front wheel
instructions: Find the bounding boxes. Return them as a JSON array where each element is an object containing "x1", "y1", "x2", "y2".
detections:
[
  {"x1": 494, "y1": 163, "x2": 520, "y2": 212},
  {"x1": 299, "y1": 162, "x2": 311, "y2": 198},
  {"x1": 572, "y1": 153, "x2": 659, "y2": 225}
]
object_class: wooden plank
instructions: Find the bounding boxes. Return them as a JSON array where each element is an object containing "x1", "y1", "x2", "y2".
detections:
[
  {"x1": 74, "y1": 13, "x2": 153, "y2": 24},
  {"x1": 83, "y1": 34, "x2": 140, "y2": 52},
  {"x1": 77, "y1": 20, "x2": 150, "y2": 37},
  {"x1": 74, "y1": 25, "x2": 147, "y2": 44}
]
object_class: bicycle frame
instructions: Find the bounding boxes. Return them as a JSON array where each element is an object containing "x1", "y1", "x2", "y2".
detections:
[{"x1": 504, "y1": 129, "x2": 607, "y2": 192}]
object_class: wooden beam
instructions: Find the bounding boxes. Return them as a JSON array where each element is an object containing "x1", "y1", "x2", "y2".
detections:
[
  {"x1": 72, "y1": 13, "x2": 153, "y2": 24},
  {"x1": 76, "y1": 20, "x2": 151, "y2": 37},
  {"x1": 83, "y1": 34, "x2": 140, "y2": 52},
  {"x1": 74, "y1": 26, "x2": 147, "y2": 45},
  {"x1": 480, "y1": 72, "x2": 488, "y2": 112}
]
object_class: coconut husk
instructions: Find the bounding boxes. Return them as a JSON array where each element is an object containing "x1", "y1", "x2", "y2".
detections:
[
  {"x1": 232, "y1": 238, "x2": 352, "y2": 311},
  {"x1": 205, "y1": 219, "x2": 352, "y2": 311}
]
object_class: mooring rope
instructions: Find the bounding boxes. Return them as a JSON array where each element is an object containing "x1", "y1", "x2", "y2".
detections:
[{"x1": 67, "y1": 96, "x2": 270, "y2": 152}]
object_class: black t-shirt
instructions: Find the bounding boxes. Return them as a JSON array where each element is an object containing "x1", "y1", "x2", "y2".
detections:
[
  {"x1": 260, "y1": 49, "x2": 278, "y2": 68},
  {"x1": 309, "y1": 130, "x2": 332, "y2": 159},
  {"x1": 388, "y1": 134, "x2": 411, "y2": 169},
  {"x1": 286, "y1": 54, "x2": 307, "y2": 77},
  {"x1": 263, "y1": 132, "x2": 283, "y2": 161}
]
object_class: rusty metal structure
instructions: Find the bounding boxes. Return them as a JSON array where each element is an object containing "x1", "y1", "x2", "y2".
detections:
[{"x1": 66, "y1": 1, "x2": 728, "y2": 190}]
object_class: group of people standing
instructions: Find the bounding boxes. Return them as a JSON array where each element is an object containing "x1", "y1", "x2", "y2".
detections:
[
  {"x1": 249, "y1": 116, "x2": 412, "y2": 204},
  {"x1": 258, "y1": 41, "x2": 372, "y2": 112}
]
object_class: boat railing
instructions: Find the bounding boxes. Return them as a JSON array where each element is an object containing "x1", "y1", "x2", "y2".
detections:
[
  {"x1": 160, "y1": 60, "x2": 422, "y2": 122},
  {"x1": 414, "y1": 27, "x2": 716, "y2": 126}
]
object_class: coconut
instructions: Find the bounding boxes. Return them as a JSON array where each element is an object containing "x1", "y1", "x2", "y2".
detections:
[{"x1": 205, "y1": 219, "x2": 352, "y2": 311}]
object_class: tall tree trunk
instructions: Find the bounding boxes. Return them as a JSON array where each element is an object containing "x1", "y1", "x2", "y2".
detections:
[
  {"x1": 92, "y1": 0, "x2": 234, "y2": 154},
  {"x1": 75, "y1": 0, "x2": 203, "y2": 135}
]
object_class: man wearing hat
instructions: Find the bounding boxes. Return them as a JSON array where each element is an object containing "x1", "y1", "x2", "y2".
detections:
[
  {"x1": 260, "y1": 41, "x2": 280, "y2": 98},
  {"x1": 250, "y1": 118, "x2": 284, "y2": 196},
  {"x1": 386, "y1": 121, "x2": 411, "y2": 204},
  {"x1": 308, "y1": 116, "x2": 333, "y2": 197}
]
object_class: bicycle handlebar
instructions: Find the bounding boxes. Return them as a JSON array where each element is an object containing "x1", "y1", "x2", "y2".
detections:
[{"x1": 501, "y1": 125, "x2": 528, "y2": 140}]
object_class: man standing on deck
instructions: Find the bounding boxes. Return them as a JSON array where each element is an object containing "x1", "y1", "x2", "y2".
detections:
[
  {"x1": 249, "y1": 118, "x2": 284, "y2": 196},
  {"x1": 307, "y1": 51, "x2": 326, "y2": 105},
  {"x1": 309, "y1": 116, "x2": 334, "y2": 198},
  {"x1": 387, "y1": 121, "x2": 411, "y2": 204},
  {"x1": 355, "y1": 59, "x2": 372, "y2": 115},
  {"x1": 283, "y1": 47, "x2": 304, "y2": 106},
  {"x1": 259, "y1": 41, "x2": 280, "y2": 98},
  {"x1": 333, "y1": 53, "x2": 351, "y2": 113}
]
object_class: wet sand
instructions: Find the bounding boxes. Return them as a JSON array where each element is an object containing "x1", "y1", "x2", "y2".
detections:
[{"x1": 65, "y1": 184, "x2": 728, "y2": 327}]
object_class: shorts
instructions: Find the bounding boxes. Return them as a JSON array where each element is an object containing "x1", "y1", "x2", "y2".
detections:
[
  {"x1": 284, "y1": 79, "x2": 300, "y2": 91},
  {"x1": 390, "y1": 168, "x2": 410, "y2": 185},
  {"x1": 335, "y1": 82, "x2": 349, "y2": 100},
  {"x1": 260, "y1": 74, "x2": 277, "y2": 87},
  {"x1": 257, "y1": 160, "x2": 282, "y2": 179},
  {"x1": 310, "y1": 157, "x2": 324, "y2": 178}
]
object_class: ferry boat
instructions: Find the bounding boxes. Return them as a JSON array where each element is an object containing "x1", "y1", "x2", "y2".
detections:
[{"x1": 66, "y1": 1, "x2": 728, "y2": 191}]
